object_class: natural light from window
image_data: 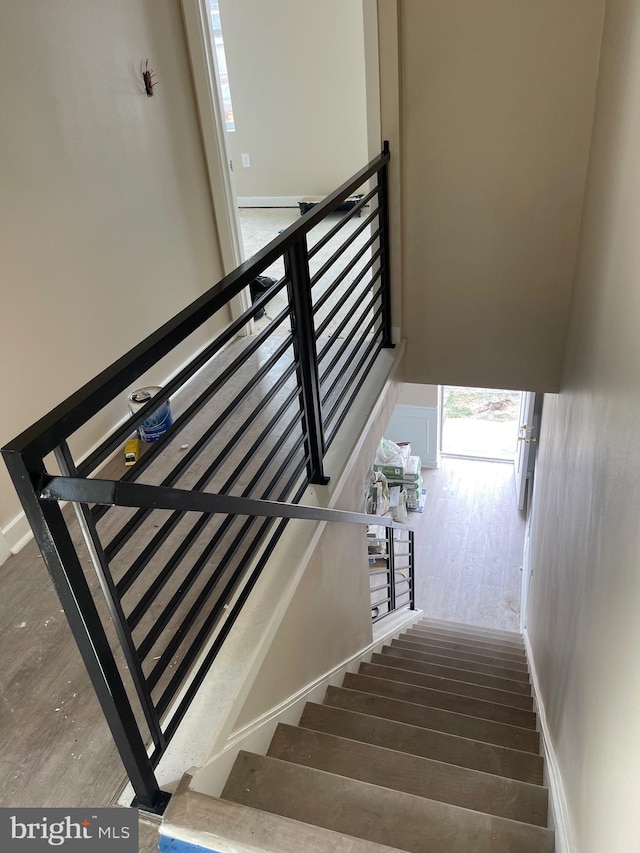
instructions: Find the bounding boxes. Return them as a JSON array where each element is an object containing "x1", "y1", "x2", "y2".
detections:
[{"x1": 209, "y1": 0, "x2": 235, "y2": 132}]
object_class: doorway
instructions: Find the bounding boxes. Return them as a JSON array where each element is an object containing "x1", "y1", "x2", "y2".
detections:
[{"x1": 440, "y1": 386, "x2": 521, "y2": 461}]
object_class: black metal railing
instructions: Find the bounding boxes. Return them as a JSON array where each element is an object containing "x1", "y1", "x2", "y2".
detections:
[
  {"x1": 1, "y1": 144, "x2": 413, "y2": 813},
  {"x1": 368, "y1": 525, "x2": 415, "y2": 621}
]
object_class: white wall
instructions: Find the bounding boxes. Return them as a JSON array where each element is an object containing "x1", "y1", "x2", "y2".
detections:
[
  {"x1": 527, "y1": 1, "x2": 640, "y2": 849},
  {"x1": 218, "y1": 0, "x2": 368, "y2": 201},
  {"x1": 0, "y1": 0, "x2": 229, "y2": 542},
  {"x1": 397, "y1": 0, "x2": 605, "y2": 392}
]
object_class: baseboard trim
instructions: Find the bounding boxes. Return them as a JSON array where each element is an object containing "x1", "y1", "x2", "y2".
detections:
[
  {"x1": 188, "y1": 607, "x2": 423, "y2": 799},
  {"x1": 524, "y1": 628, "x2": 575, "y2": 853},
  {"x1": 237, "y1": 196, "x2": 301, "y2": 208}
]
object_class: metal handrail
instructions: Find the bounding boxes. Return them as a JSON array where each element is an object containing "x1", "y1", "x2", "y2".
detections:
[{"x1": 1, "y1": 143, "x2": 404, "y2": 813}]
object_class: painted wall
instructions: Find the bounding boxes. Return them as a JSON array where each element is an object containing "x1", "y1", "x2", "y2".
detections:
[
  {"x1": 217, "y1": 0, "x2": 368, "y2": 201},
  {"x1": 527, "y1": 1, "x2": 640, "y2": 849},
  {"x1": 398, "y1": 0, "x2": 605, "y2": 391},
  {"x1": 0, "y1": 0, "x2": 228, "y2": 542}
]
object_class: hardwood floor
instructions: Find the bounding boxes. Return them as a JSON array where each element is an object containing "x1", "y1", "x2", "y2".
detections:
[{"x1": 411, "y1": 456, "x2": 525, "y2": 632}]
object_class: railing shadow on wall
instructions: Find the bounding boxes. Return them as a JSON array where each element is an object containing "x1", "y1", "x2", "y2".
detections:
[{"x1": 2, "y1": 143, "x2": 414, "y2": 813}]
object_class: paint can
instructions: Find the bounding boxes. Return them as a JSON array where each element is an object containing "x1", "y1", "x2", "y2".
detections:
[{"x1": 128, "y1": 386, "x2": 173, "y2": 442}]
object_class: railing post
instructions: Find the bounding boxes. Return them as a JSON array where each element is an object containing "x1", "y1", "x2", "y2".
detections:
[
  {"x1": 378, "y1": 140, "x2": 394, "y2": 349},
  {"x1": 285, "y1": 238, "x2": 329, "y2": 485},
  {"x1": 2, "y1": 449, "x2": 167, "y2": 814},
  {"x1": 409, "y1": 529, "x2": 415, "y2": 610},
  {"x1": 387, "y1": 526, "x2": 396, "y2": 613}
]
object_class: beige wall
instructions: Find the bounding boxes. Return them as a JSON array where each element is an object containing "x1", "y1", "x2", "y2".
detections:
[
  {"x1": 398, "y1": 0, "x2": 605, "y2": 391},
  {"x1": 0, "y1": 1, "x2": 228, "y2": 535},
  {"x1": 218, "y1": 0, "x2": 368, "y2": 200},
  {"x1": 399, "y1": 382, "x2": 438, "y2": 408},
  {"x1": 527, "y1": 1, "x2": 640, "y2": 849}
]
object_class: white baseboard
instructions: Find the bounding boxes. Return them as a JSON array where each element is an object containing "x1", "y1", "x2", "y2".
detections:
[
  {"x1": 237, "y1": 196, "x2": 300, "y2": 208},
  {"x1": 187, "y1": 607, "x2": 423, "y2": 799},
  {"x1": 524, "y1": 628, "x2": 575, "y2": 853},
  {"x1": 0, "y1": 531, "x2": 11, "y2": 566}
]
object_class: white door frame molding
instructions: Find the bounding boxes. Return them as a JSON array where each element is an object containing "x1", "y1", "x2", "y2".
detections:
[{"x1": 180, "y1": 0, "x2": 251, "y2": 324}]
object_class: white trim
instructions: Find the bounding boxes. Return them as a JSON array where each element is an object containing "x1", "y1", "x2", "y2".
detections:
[
  {"x1": 189, "y1": 607, "x2": 423, "y2": 798},
  {"x1": 524, "y1": 628, "x2": 575, "y2": 853},
  {"x1": 236, "y1": 196, "x2": 301, "y2": 209},
  {"x1": 180, "y1": 0, "x2": 251, "y2": 326},
  {"x1": 0, "y1": 531, "x2": 11, "y2": 566}
]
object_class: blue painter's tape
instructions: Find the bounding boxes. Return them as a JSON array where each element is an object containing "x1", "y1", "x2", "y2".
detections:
[{"x1": 159, "y1": 835, "x2": 223, "y2": 853}]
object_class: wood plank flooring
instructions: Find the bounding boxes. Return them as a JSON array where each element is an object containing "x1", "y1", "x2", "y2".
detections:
[{"x1": 411, "y1": 456, "x2": 524, "y2": 632}]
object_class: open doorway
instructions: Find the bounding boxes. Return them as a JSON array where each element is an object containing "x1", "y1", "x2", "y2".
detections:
[{"x1": 440, "y1": 386, "x2": 521, "y2": 461}]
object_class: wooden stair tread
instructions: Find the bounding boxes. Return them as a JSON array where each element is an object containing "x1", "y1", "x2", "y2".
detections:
[
  {"x1": 299, "y1": 702, "x2": 544, "y2": 784},
  {"x1": 405, "y1": 628, "x2": 527, "y2": 659},
  {"x1": 377, "y1": 649, "x2": 532, "y2": 696},
  {"x1": 418, "y1": 617, "x2": 523, "y2": 641},
  {"x1": 325, "y1": 685, "x2": 540, "y2": 752},
  {"x1": 362, "y1": 660, "x2": 533, "y2": 710},
  {"x1": 222, "y1": 752, "x2": 554, "y2": 853},
  {"x1": 398, "y1": 634, "x2": 530, "y2": 670},
  {"x1": 164, "y1": 789, "x2": 407, "y2": 853},
  {"x1": 389, "y1": 639, "x2": 531, "y2": 682},
  {"x1": 412, "y1": 623, "x2": 524, "y2": 650},
  {"x1": 268, "y1": 723, "x2": 548, "y2": 826}
]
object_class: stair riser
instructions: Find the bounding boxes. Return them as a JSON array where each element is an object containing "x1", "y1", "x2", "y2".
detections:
[
  {"x1": 399, "y1": 634, "x2": 529, "y2": 670},
  {"x1": 414, "y1": 623, "x2": 525, "y2": 650},
  {"x1": 378, "y1": 649, "x2": 532, "y2": 696},
  {"x1": 222, "y1": 752, "x2": 554, "y2": 853},
  {"x1": 326, "y1": 686, "x2": 540, "y2": 753},
  {"x1": 390, "y1": 639, "x2": 531, "y2": 682},
  {"x1": 343, "y1": 673, "x2": 537, "y2": 729},
  {"x1": 407, "y1": 627, "x2": 526, "y2": 656},
  {"x1": 363, "y1": 661, "x2": 533, "y2": 710},
  {"x1": 268, "y1": 724, "x2": 548, "y2": 826},
  {"x1": 299, "y1": 702, "x2": 545, "y2": 785}
]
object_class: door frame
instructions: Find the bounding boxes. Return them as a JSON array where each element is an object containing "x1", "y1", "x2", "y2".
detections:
[{"x1": 181, "y1": 0, "x2": 250, "y2": 323}]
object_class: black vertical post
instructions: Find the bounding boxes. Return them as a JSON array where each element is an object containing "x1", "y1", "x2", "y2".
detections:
[
  {"x1": 54, "y1": 442, "x2": 165, "y2": 755},
  {"x1": 409, "y1": 529, "x2": 415, "y2": 610},
  {"x1": 387, "y1": 526, "x2": 396, "y2": 613},
  {"x1": 378, "y1": 141, "x2": 394, "y2": 349},
  {"x1": 3, "y1": 449, "x2": 167, "y2": 813},
  {"x1": 286, "y1": 238, "x2": 329, "y2": 485}
]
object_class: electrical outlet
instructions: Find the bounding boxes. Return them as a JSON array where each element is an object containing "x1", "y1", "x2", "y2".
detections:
[{"x1": 241, "y1": 153, "x2": 251, "y2": 168}]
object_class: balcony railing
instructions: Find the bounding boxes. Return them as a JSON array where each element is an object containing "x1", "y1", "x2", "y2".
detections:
[{"x1": 2, "y1": 143, "x2": 414, "y2": 813}]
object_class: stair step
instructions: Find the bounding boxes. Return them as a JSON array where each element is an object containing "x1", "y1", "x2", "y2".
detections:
[
  {"x1": 170, "y1": 793, "x2": 407, "y2": 853},
  {"x1": 407, "y1": 626, "x2": 526, "y2": 656},
  {"x1": 268, "y1": 723, "x2": 548, "y2": 826},
  {"x1": 343, "y1": 672, "x2": 537, "y2": 729},
  {"x1": 325, "y1": 686, "x2": 540, "y2": 753},
  {"x1": 415, "y1": 620, "x2": 525, "y2": 648},
  {"x1": 418, "y1": 617, "x2": 523, "y2": 641},
  {"x1": 222, "y1": 752, "x2": 554, "y2": 853},
  {"x1": 300, "y1": 702, "x2": 544, "y2": 784},
  {"x1": 390, "y1": 639, "x2": 531, "y2": 682},
  {"x1": 378, "y1": 649, "x2": 532, "y2": 696},
  {"x1": 363, "y1": 660, "x2": 533, "y2": 710},
  {"x1": 398, "y1": 634, "x2": 530, "y2": 670}
]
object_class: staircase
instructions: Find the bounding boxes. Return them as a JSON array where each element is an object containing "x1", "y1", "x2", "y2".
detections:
[{"x1": 215, "y1": 617, "x2": 553, "y2": 852}]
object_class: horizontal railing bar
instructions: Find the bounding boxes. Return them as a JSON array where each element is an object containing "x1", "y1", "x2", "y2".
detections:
[
  {"x1": 40, "y1": 474, "x2": 407, "y2": 530},
  {"x1": 79, "y1": 282, "x2": 291, "y2": 479},
  {"x1": 155, "y1": 458, "x2": 309, "y2": 713},
  {"x1": 103, "y1": 333, "x2": 295, "y2": 556},
  {"x1": 91, "y1": 305, "x2": 292, "y2": 524},
  {"x1": 308, "y1": 207, "x2": 380, "y2": 288},
  {"x1": 325, "y1": 334, "x2": 383, "y2": 449},
  {"x1": 118, "y1": 374, "x2": 300, "y2": 603},
  {"x1": 317, "y1": 279, "x2": 383, "y2": 366},
  {"x1": 138, "y1": 426, "x2": 307, "y2": 664},
  {"x1": 310, "y1": 224, "x2": 381, "y2": 292},
  {"x1": 320, "y1": 299, "x2": 383, "y2": 403},
  {"x1": 370, "y1": 582, "x2": 393, "y2": 594},
  {"x1": 315, "y1": 260, "x2": 382, "y2": 341},
  {"x1": 307, "y1": 187, "x2": 378, "y2": 260},
  {"x1": 4, "y1": 150, "x2": 388, "y2": 463},
  {"x1": 127, "y1": 404, "x2": 304, "y2": 633}
]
